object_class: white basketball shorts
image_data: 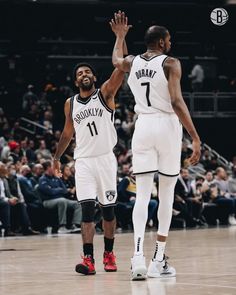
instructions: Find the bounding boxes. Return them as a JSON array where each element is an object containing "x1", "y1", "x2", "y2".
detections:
[
  {"x1": 75, "y1": 152, "x2": 117, "y2": 207},
  {"x1": 132, "y1": 113, "x2": 182, "y2": 176}
]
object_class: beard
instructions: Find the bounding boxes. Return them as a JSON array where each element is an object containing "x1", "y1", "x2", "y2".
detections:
[
  {"x1": 79, "y1": 78, "x2": 94, "y2": 91},
  {"x1": 163, "y1": 45, "x2": 171, "y2": 54}
]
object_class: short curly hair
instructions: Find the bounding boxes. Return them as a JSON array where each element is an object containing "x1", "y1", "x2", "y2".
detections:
[{"x1": 72, "y1": 62, "x2": 96, "y2": 81}]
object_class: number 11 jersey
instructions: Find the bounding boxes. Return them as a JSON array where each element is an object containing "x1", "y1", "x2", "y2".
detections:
[
  {"x1": 71, "y1": 89, "x2": 117, "y2": 159},
  {"x1": 127, "y1": 54, "x2": 175, "y2": 115}
]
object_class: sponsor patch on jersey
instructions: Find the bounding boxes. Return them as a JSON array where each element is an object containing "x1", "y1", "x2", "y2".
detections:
[{"x1": 105, "y1": 190, "x2": 116, "y2": 201}]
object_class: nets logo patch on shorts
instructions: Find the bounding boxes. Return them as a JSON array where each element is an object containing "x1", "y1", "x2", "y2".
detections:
[{"x1": 105, "y1": 190, "x2": 116, "y2": 201}]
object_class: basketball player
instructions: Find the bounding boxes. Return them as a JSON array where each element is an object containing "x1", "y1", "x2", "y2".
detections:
[
  {"x1": 53, "y1": 16, "x2": 131, "y2": 274},
  {"x1": 110, "y1": 12, "x2": 201, "y2": 279}
]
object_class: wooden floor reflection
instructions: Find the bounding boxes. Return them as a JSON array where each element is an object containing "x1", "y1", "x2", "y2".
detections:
[{"x1": 1, "y1": 226, "x2": 236, "y2": 295}]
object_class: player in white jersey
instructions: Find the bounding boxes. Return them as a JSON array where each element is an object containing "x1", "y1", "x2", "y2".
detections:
[
  {"x1": 110, "y1": 12, "x2": 201, "y2": 279},
  {"x1": 53, "y1": 14, "x2": 131, "y2": 275}
]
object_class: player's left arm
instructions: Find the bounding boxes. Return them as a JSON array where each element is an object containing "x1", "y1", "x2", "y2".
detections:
[
  {"x1": 110, "y1": 11, "x2": 134, "y2": 73},
  {"x1": 100, "y1": 11, "x2": 133, "y2": 110}
]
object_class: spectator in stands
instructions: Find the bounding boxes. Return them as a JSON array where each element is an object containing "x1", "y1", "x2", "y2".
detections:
[
  {"x1": 18, "y1": 165, "x2": 46, "y2": 231},
  {"x1": 188, "y1": 63, "x2": 205, "y2": 92},
  {"x1": 27, "y1": 103, "x2": 40, "y2": 122},
  {"x1": 0, "y1": 140, "x2": 10, "y2": 162},
  {"x1": 115, "y1": 118, "x2": 129, "y2": 148},
  {"x1": 229, "y1": 165, "x2": 236, "y2": 196},
  {"x1": 118, "y1": 167, "x2": 158, "y2": 228},
  {"x1": 173, "y1": 192, "x2": 197, "y2": 228},
  {"x1": 40, "y1": 110, "x2": 53, "y2": 134},
  {"x1": 22, "y1": 84, "x2": 39, "y2": 113},
  {"x1": 118, "y1": 162, "x2": 131, "y2": 181},
  {"x1": 214, "y1": 167, "x2": 236, "y2": 224},
  {"x1": 20, "y1": 155, "x2": 28, "y2": 165},
  {"x1": 11, "y1": 121, "x2": 26, "y2": 141},
  {"x1": 30, "y1": 163, "x2": 44, "y2": 187},
  {"x1": 26, "y1": 139, "x2": 37, "y2": 163},
  {"x1": 215, "y1": 167, "x2": 233, "y2": 197},
  {"x1": 61, "y1": 164, "x2": 77, "y2": 201},
  {"x1": 204, "y1": 182, "x2": 236, "y2": 225},
  {"x1": 206, "y1": 155, "x2": 219, "y2": 171},
  {"x1": 202, "y1": 170, "x2": 215, "y2": 190},
  {"x1": 201, "y1": 149, "x2": 213, "y2": 170},
  {"x1": 121, "y1": 111, "x2": 135, "y2": 137},
  {"x1": 8, "y1": 140, "x2": 21, "y2": 164},
  {"x1": 6, "y1": 164, "x2": 39, "y2": 235},
  {"x1": 35, "y1": 139, "x2": 52, "y2": 161},
  {"x1": 175, "y1": 168, "x2": 204, "y2": 225},
  {"x1": 38, "y1": 161, "x2": 82, "y2": 233},
  {"x1": 202, "y1": 171, "x2": 235, "y2": 225},
  {"x1": 20, "y1": 139, "x2": 28, "y2": 157},
  {"x1": 0, "y1": 162, "x2": 16, "y2": 236}
]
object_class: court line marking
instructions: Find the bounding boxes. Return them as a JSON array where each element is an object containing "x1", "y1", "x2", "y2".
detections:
[{"x1": 176, "y1": 282, "x2": 236, "y2": 289}]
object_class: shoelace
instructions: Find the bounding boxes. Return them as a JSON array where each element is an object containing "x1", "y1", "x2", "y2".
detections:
[
  {"x1": 163, "y1": 255, "x2": 169, "y2": 270},
  {"x1": 104, "y1": 252, "x2": 116, "y2": 265},
  {"x1": 81, "y1": 255, "x2": 94, "y2": 266}
]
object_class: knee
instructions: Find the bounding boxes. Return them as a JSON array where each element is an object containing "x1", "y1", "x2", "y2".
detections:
[
  {"x1": 101, "y1": 206, "x2": 115, "y2": 222},
  {"x1": 81, "y1": 201, "x2": 95, "y2": 223},
  {"x1": 57, "y1": 198, "x2": 67, "y2": 204}
]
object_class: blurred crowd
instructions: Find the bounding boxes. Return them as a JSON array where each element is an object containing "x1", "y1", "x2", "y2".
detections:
[{"x1": 1, "y1": 81, "x2": 236, "y2": 237}]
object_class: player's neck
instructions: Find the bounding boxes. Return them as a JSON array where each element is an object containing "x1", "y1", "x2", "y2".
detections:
[
  {"x1": 79, "y1": 87, "x2": 96, "y2": 99},
  {"x1": 146, "y1": 48, "x2": 163, "y2": 55}
]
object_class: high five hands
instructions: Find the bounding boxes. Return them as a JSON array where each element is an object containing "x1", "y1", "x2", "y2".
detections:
[{"x1": 110, "y1": 10, "x2": 132, "y2": 38}]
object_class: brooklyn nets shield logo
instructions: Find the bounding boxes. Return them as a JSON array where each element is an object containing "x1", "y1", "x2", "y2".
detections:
[{"x1": 105, "y1": 190, "x2": 116, "y2": 201}]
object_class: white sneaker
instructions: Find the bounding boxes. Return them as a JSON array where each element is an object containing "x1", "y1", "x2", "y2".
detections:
[
  {"x1": 57, "y1": 226, "x2": 70, "y2": 234},
  {"x1": 131, "y1": 255, "x2": 147, "y2": 280},
  {"x1": 147, "y1": 255, "x2": 176, "y2": 278},
  {"x1": 70, "y1": 224, "x2": 81, "y2": 233},
  {"x1": 228, "y1": 215, "x2": 236, "y2": 225}
]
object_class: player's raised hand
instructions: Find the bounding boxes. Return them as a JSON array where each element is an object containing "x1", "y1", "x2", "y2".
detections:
[{"x1": 110, "y1": 10, "x2": 132, "y2": 38}]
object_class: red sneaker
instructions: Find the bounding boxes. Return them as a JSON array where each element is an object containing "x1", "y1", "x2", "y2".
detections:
[
  {"x1": 103, "y1": 251, "x2": 117, "y2": 272},
  {"x1": 75, "y1": 255, "x2": 96, "y2": 275}
]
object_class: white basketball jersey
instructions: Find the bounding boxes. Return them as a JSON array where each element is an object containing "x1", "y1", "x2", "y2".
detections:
[
  {"x1": 71, "y1": 89, "x2": 117, "y2": 159},
  {"x1": 127, "y1": 54, "x2": 175, "y2": 114}
]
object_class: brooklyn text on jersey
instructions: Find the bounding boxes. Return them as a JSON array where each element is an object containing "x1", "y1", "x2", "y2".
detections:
[{"x1": 74, "y1": 108, "x2": 103, "y2": 124}]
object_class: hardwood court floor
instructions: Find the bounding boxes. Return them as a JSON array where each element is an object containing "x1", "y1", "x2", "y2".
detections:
[{"x1": 1, "y1": 227, "x2": 236, "y2": 295}]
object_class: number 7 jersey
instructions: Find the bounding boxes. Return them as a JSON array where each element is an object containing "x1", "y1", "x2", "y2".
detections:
[
  {"x1": 71, "y1": 89, "x2": 117, "y2": 159},
  {"x1": 127, "y1": 54, "x2": 175, "y2": 115}
]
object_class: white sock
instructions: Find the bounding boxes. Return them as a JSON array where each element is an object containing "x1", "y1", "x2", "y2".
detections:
[
  {"x1": 132, "y1": 173, "x2": 154, "y2": 256},
  {"x1": 153, "y1": 241, "x2": 166, "y2": 262}
]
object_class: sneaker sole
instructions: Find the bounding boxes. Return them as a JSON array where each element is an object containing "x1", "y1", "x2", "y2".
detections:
[
  {"x1": 131, "y1": 267, "x2": 147, "y2": 281},
  {"x1": 147, "y1": 272, "x2": 176, "y2": 278},
  {"x1": 75, "y1": 264, "x2": 96, "y2": 275},
  {"x1": 104, "y1": 268, "x2": 117, "y2": 272}
]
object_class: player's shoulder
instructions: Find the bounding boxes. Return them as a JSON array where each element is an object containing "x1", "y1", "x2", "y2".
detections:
[
  {"x1": 64, "y1": 96, "x2": 76, "y2": 112},
  {"x1": 65, "y1": 94, "x2": 78, "y2": 104},
  {"x1": 164, "y1": 56, "x2": 180, "y2": 67}
]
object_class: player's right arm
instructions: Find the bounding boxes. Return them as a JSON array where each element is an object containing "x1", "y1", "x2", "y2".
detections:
[
  {"x1": 53, "y1": 98, "x2": 74, "y2": 177},
  {"x1": 166, "y1": 57, "x2": 201, "y2": 166}
]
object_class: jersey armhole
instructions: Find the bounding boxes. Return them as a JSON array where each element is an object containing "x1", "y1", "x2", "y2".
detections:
[
  {"x1": 162, "y1": 56, "x2": 170, "y2": 81},
  {"x1": 98, "y1": 90, "x2": 113, "y2": 113},
  {"x1": 162, "y1": 56, "x2": 169, "y2": 67},
  {"x1": 69, "y1": 96, "x2": 75, "y2": 120}
]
